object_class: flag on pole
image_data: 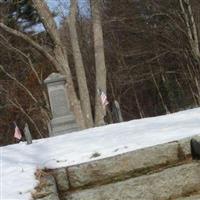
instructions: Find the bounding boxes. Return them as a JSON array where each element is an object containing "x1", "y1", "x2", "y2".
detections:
[
  {"x1": 99, "y1": 90, "x2": 109, "y2": 108},
  {"x1": 14, "y1": 122, "x2": 22, "y2": 140}
]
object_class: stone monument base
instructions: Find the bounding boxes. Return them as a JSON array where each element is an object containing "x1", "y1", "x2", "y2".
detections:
[{"x1": 50, "y1": 115, "x2": 79, "y2": 136}]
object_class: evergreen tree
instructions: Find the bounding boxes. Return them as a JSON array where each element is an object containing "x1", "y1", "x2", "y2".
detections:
[{"x1": 1, "y1": 0, "x2": 39, "y2": 30}]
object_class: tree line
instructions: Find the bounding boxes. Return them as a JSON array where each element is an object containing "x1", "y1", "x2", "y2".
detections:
[{"x1": 0, "y1": 0, "x2": 200, "y2": 145}]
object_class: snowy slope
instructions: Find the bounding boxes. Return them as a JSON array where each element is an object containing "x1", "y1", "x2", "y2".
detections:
[{"x1": 1, "y1": 107, "x2": 200, "y2": 200}]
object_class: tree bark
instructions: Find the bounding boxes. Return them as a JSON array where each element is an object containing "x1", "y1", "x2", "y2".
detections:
[
  {"x1": 91, "y1": 0, "x2": 107, "y2": 126},
  {"x1": 68, "y1": 0, "x2": 94, "y2": 128},
  {"x1": 179, "y1": 0, "x2": 200, "y2": 60},
  {"x1": 179, "y1": 0, "x2": 200, "y2": 102}
]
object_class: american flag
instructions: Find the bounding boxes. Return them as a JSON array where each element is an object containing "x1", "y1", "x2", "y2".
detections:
[
  {"x1": 14, "y1": 122, "x2": 22, "y2": 140},
  {"x1": 100, "y1": 90, "x2": 109, "y2": 108}
]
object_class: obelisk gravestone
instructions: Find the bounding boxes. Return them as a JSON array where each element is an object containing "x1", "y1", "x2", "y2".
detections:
[{"x1": 44, "y1": 73, "x2": 79, "y2": 136}]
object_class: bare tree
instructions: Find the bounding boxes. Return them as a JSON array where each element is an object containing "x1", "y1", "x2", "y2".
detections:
[
  {"x1": 33, "y1": 0, "x2": 86, "y2": 128},
  {"x1": 179, "y1": 0, "x2": 200, "y2": 62},
  {"x1": 0, "y1": 0, "x2": 109, "y2": 130},
  {"x1": 91, "y1": 0, "x2": 107, "y2": 125},
  {"x1": 68, "y1": 0, "x2": 94, "y2": 128},
  {"x1": 0, "y1": 0, "x2": 86, "y2": 128},
  {"x1": 179, "y1": 0, "x2": 200, "y2": 104}
]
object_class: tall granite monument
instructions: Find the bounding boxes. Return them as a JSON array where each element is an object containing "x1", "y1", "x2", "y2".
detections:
[{"x1": 44, "y1": 73, "x2": 79, "y2": 136}]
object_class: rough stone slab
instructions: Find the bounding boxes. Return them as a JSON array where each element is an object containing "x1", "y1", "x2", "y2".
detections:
[
  {"x1": 33, "y1": 174, "x2": 59, "y2": 200},
  {"x1": 68, "y1": 142, "x2": 179, "y2": 188},
  {"x1": 52, "y1": 168, "x2": 69, "y2": 192},
  {"x1": 178, "y1": 135, "x2": 200, "y2": 157},
  {"x1": 175, "y1": 194, "x2": 200, "y2": 200},
  {"x1": 66, "y1": 162, "x2": 200, "y2": 200}
]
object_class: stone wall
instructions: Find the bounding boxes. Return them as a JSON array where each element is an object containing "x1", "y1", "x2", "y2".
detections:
[{"x1": 33, "y1": 135, "x2": 200, "y2": 200}]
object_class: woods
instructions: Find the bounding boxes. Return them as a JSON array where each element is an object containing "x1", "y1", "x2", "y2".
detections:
[{"x1": 0, "y1": 0, "x2": 200, "y2": 145}]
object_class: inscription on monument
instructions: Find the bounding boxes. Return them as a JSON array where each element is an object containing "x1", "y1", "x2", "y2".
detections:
[{"x1": 50, "y1": 89, "x2": 69, "y2": 118}]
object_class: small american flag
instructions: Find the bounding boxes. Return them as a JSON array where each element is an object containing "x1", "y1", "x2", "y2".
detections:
[
  {"x1": 99, "y1": 90, "x2": 109, "y2": 108},
  {"x1": 14, "y1": 122, "x2": 22, "y2": 140}
]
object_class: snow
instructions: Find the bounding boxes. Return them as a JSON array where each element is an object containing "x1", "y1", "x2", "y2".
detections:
[{"x1": 1, "y1": 107, "x2": 200, "y2": 200}]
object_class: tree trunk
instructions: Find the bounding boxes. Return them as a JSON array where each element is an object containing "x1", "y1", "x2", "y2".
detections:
[
  {"x1": 179, "y1": 0, "x2": 200, "y2": 103},
  {"x1": 91, "y1": 0, "x2": 107, "y2": 126},
  {"x1": 68, "y1": 0, "x2": 94, "y2": 128},
  {"x1": 179, "y1": 0, "x2": 200, "y2": 60},
  {"x1": 33, "y1": 0, "x2": 85, "y2": 128}
]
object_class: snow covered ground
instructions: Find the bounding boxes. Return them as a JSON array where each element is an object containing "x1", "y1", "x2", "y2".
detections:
[{"x1": 2, "y1": 107, "x2": 200, "y2": 200}]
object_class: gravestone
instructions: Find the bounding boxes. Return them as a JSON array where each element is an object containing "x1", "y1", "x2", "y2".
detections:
[
  {"x1": 44, "y1": 73, "x2": 79, "y2": 136},
  {"x1": 23, "y1": 123, "x2": 32, "y2": 144},
  {"x1": 112, "y1": 100, "x2": 123, "y2": 123}
]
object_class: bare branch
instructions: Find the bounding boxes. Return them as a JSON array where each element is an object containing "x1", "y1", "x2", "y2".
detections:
[
  {"x1": 0, "y1": 64, "x2": 38, "y2": 103},
  {"x1": 7, "y1": 98, "x2": 43, "y2": 138},
  {"x1": 0, "y1": 22, "x2": 58, "y2": 68}
]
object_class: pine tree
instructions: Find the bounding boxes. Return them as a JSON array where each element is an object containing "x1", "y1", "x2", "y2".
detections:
[{"x1": 1, "y1": 0, "x2": 39, "y2": 30}]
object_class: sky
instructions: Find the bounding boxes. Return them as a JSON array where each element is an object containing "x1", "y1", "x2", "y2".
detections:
[{"x1": 30, "y1": 0, "x2": 89, "y2": 32}]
